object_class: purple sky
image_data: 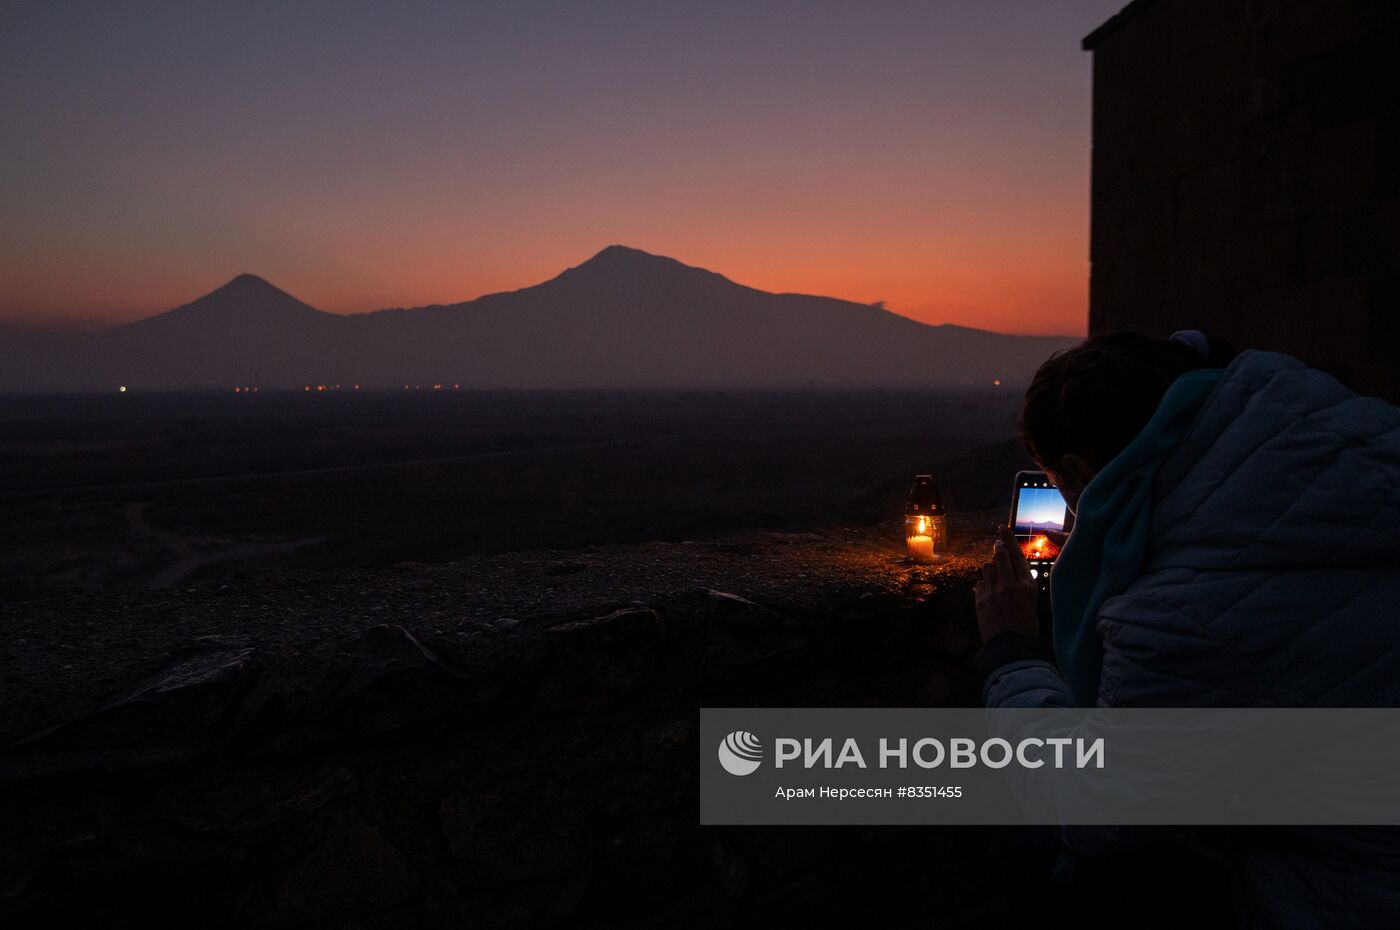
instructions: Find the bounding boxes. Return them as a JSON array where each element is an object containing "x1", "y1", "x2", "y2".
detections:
[{"x1": 1, "y1": 0, "x2": 1128, "y2": 332}]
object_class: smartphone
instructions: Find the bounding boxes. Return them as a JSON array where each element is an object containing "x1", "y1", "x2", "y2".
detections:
[{"x1": 1009, "y1": 470, "x2": 1072, "y2": 591}]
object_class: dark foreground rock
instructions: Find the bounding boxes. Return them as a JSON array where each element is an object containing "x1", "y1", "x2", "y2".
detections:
[{"x1": 0, "y1": 517, "x2": 1018, "y2": 928}]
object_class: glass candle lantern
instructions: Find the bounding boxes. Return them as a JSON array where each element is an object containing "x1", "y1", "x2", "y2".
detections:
[{"x1": 904, "y1": 473, "x2": 947, "y2": 562}]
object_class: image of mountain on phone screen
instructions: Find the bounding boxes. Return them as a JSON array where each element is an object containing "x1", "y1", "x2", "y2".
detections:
[{"x1": 1009, "y1": 471, "x2": 1072, "y2": 585}]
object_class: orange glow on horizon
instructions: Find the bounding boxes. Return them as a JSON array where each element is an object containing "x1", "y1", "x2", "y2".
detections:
[
  {"x1": 0, "y1": 235, "x2": 1089, "y2": 337},
  {"x1": 0, "y1": 2, "x2": 1116, "y2": 339}
]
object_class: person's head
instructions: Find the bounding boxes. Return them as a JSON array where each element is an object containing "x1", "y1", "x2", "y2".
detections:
[{"x1": 1017, "y1": 331, "x2": 1234, "y2": 513}]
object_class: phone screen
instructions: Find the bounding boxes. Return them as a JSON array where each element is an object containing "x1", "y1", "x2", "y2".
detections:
[{"x1": 1010, "y1": 471, "x2": 1070, "y2": 587}]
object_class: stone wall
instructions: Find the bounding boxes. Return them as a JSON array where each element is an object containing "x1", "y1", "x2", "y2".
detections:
[
  {"x1": 0, "y1": 525, "x2": 1021, "y2": 928},
  {"x1": 1084, "y1": 0, "x2": 1400, "y2": 401}
]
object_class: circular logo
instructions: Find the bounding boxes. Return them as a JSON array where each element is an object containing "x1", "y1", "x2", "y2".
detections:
[{"x1": 718, "y1": 730, "x2": 763, "y2": 776}]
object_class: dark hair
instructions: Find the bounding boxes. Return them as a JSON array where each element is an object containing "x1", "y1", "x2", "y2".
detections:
[{"x1": 1018, "y1": 331, "x2": 1235, "y2": 472}]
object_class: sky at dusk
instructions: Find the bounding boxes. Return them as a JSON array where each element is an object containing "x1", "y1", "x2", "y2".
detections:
[
  {"x1": 2, "y1": 0, "x2": 1127, "y2": 334},
  {"x1": 1014, "y1": 486, "x2": 1068, "y2": 531}
]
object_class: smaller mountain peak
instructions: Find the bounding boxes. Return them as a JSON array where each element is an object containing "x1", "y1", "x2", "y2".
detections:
[
  {"x1": 197, "y1": 273, "x2": 315, "y2": 308},
  {"x1": 118, "y1": 272, "x2": 329, "y2": 330},
  {"x1": 195, "y1": 274, "x2": 295, "y2": 304},
  {"x1": 219, "y1": 273, "x2": 279, "y2": 292}
]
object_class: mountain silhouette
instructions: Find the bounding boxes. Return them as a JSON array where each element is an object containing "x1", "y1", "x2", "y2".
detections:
[
  {"x1": 126, "y1": 274, "x2": 332, "y2": 329},
  {"x1": 0, "y1": 247, "x2": 1076, "y2": 390}
]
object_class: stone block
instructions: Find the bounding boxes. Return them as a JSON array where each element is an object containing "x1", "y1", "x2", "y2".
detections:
[
  {"x1": 536, "y1": 607, "x2": 665, "y2": 712},
  {"x1": 272, "y1": 806, "x2": 420, "y2": 926}
]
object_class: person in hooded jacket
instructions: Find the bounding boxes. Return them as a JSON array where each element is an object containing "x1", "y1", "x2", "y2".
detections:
[{"x1": 972, "y1": 331, "x2": 1400, "y2": 928}]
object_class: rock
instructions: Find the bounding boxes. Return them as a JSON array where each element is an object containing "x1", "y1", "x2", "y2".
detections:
[
  {"x1": 707, "y1": 841, "x2": 751, "y2": 898},
  {"x1": 16, "y1": 818, "x2": 253, "y2": 925},
  {"x1": 481, "y1": 616, "x2": 521, "y2": 633},
  {"x1": 536, "y1": 608, "x2": 664, "y2": 712},
  {"x1": 440, "y1": 780, "x2": 586, "y2": 886},
  {"x1": 1, "y1": 638, "x2": 261, "y2": 776},
  {"x1": 152, "y1": 764, "x2": 358, "y2": 841},
  {"x1": 329, "y1": 625, "x2": 443, "y2": 696},
  {"x1": 273, "y1": 806, "x2": 420, "y2": 926},
  {"x1": 693, "y1": 589, "x2": 806, "y2": 669},
  {"x1": 568, "y1": 718, "x2": 697, "y2": 818},
  {"x1": 310, "y1": 625, "x2": 470, "y2": 740},
  {"x1": 914, "y1": 672, "x2": 952, "y2": 706},
  {"x1": 588, "y1": 808, "x2": 698, "y2": 908},
  {"x1": 541, "y1": 560, "x2": 589, "y2": 576},
  {"x1": 0, "y1": 524, "x2": 994, "y2": 927},
  {"x1": 931, "y1": 615, "x2": 972, "y2": 656},
  {"x1": 440, "y1": 778, "x2": 589, "y2": 924},
  {"x1": 426, "y1": 617, "x2": 538, "y2": 708}
]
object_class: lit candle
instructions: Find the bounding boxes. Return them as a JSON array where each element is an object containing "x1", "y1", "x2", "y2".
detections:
[
  {"x1": 904, "y1": 475, "x2": 946, "y2": 562},
  {"x1": 908, "y1": 533, "x2": 935, "y2": 561}
]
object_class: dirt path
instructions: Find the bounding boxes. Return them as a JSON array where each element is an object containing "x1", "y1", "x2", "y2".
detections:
[{"x1": 123, "y1": 502, "x2": 323, "y2": 590}]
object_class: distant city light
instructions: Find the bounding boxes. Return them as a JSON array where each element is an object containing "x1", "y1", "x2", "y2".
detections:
[
  {"x1": 118, "y1": 385, "x2": 127, "y2": 393},
  {"x1": 993, "y1": 379, "x2": 1002, "y2": 386}
]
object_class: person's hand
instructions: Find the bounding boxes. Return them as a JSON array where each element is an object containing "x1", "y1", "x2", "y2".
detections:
[{"x1": 974, "y1": 525, "x2": 1040, "y2": 642}]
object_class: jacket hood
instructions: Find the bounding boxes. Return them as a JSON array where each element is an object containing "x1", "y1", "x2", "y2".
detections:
[{"x1": 1148, "y1": 350, "x2": 1400, "y2": 573}]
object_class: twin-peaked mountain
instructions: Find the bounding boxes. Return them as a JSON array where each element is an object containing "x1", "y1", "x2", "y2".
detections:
[{"x1": 0, "y1": 246, "x2": 1076, "y2": 390}]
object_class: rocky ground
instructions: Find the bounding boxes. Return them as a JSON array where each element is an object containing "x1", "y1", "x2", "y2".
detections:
[{"x1": 0, "y1": 512, "x2": 1024, "y2": 928}]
